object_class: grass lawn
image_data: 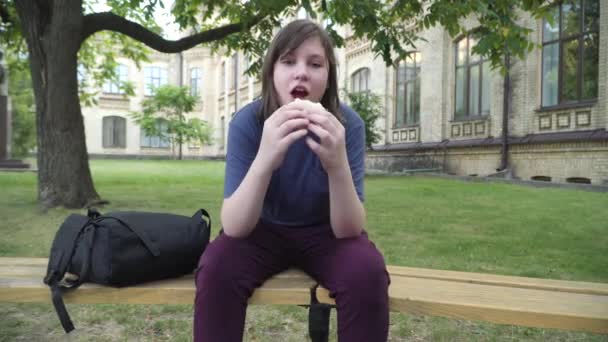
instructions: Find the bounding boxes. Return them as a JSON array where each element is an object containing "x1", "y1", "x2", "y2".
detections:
[{"x1": 1, "y1": 159, "x2": 607, "y2": 341}]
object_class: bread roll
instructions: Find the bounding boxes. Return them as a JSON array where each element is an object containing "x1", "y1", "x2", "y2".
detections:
[{"x1": 291, "y1": 98, "x2": 325, "y2": 113}]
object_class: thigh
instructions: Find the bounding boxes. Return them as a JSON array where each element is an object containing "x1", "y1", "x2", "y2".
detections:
[
  {"x1": 196, "y1": 223, "x2": 291, "y2": 290},
  {"x1": 291, "y1": 225, "x2": 389, "y2": 295}
]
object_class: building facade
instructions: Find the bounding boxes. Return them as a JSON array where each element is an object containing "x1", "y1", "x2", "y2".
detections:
[{"x1": 82, "y1": 1, "x2": 607, "y2": 184}]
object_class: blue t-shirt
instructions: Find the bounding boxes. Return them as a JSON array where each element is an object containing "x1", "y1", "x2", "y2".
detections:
[{"x1": 224, "y1": 100, "x2": 365, "y2": 227}]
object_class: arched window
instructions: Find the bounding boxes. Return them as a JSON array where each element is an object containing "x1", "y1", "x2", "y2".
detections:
[
  {"x1": 102, "y1": 116, "x2": 126, "y2": 148},
  {"x1": 395, "y1": 52, "x2": 421, "y2": 127},
  {"x1": 351, "y1": 67, "x2": 370, "y2": 93},
  {"x1": 454, "y1": 36, "x2": 491, "y2": 119}
]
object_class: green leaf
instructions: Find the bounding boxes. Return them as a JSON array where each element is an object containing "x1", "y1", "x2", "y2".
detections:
[{"x1": 131, "y1": 84, "x2": 213, "y2": 154}]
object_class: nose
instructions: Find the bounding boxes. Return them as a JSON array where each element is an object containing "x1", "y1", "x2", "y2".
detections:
[{"x1": 293, "y1": 62, "x2": 309, "y2": 81}]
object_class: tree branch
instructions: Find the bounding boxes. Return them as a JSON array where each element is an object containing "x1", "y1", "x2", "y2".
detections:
[{"x1": 81, "y1": 12, "x2": 265, "y2": 53}]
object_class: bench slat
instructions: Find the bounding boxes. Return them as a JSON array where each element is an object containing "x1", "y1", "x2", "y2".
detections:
[
  {"x1": 0, "y1": 257, "x2": 48, "y2": 265},
  {"x1": 387, "y1": 265, "x2": 608, "y2": 296},
  {"x1": 1, "y1": 257, "x2": 607, "y2": 334},
  {"x1": 0, "y1": 277, "x2": 314, "y2": 306},
  {"x1": 0, "y1": 260, "x2": 316, "y2": 306},
  {"x1": 5, "y1": 258, "x2": 605, "y2": 295},
  {"x1": 315, "y1": 275, "x2": 608, "y2": 334}
]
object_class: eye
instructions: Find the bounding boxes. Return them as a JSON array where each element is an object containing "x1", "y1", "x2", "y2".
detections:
[{"x1": 280, "y1": 57, "x2": 295, "y2": 65}]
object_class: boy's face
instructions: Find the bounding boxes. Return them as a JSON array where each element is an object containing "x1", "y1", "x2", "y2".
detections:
[{"x1": 273, "y1": 36, "x2": 329, "y2": 106}]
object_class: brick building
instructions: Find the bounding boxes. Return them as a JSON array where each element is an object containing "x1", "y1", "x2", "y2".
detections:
[{"x1": 82, "y1": 1, "x2": 607, "y2": 184}]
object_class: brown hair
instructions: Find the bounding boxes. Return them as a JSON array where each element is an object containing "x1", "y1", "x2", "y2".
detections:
[{"x1": 258, "y1": 19, "x2": 342, "y2": 122}]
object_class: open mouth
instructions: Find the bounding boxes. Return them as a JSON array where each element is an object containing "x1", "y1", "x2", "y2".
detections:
[{"x1": 290, "y1": 86, "x2": 309, "y2": 99}]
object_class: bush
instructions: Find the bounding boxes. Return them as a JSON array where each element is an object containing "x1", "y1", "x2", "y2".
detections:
[{"x1": 345, "y1": 91, "x2": 383, "y2": 148}]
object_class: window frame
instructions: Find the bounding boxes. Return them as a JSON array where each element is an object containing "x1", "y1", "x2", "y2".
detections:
[
  {"x1": 231, "y1": 53, "x2": 238, "y2": 91},
  {"x1": 540, "y1": 0, "x2": 599, "y2": 109},
  {"x1": 190, "y1": 67, "x2": 201, "y2": 97},
  {"x1": 102, "y1": 116, "x2": 126, "y2": 148},
  {"x1": 102, "y1": 64, "x2": 128, "y2": 95},
  {"x1": 351, "y1": 67, "x2": 370, "y2": 94},
  {"x1": 453, "y1": 36, "x2": 491, "y2": 120},
  {"x1": 394, "y1": 52, "x2": 421, "y2": 128},
  {"x1": 140, "y1": 119, "x2": 171, "y2": 149},
  {"x1": 220, "y1": 61, "x2": 226, "y2": 94},
  {"x1": 143, "y1": 66, "x2": 168, "y2": 96}
]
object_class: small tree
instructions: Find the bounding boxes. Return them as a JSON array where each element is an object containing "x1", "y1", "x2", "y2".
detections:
[
  {"x1": 131, "y1": 85, "x2": 212, "y2": 160},
  {"x1": 7, "y1": 51, "x2": 36, "y2": 157},
  {"x1": 345, "y1": 91, "x2": 384, "y2": 149}
]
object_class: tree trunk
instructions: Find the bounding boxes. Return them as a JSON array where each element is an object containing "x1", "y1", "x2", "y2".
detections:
[
  {"x1": 16, "y1": 0, "x2": 100, "y2": 209},
  {"x1": 178, "y1": 139, "x2": 183, "y2": 160},
  {"x1": 13, "y1": 0, "x2": 262, "y2": 209}
]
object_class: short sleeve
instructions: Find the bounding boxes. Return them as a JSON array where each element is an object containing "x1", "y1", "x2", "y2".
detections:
[
  {"x1": 344, "y1": 108, "x2": 366, "y2": 202},
  {"x1": 223, "y1": 103, "x2": 262, "y2": 198}
]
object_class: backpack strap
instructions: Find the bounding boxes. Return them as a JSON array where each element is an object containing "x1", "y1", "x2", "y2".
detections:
[
  {"x1": 94, "y1": 216, "x2": 160, "y2": 256},
  {"x1": 44, "y1": 214, "x2": 91, "y2": 333},
  {"x1": 44, "y1": 214, "x2": 91, "y2": 286},
  {"x1": 54, "y1": 224, "x2": 98, "y2": 333},
  {"x1": 193, "y1": 208, "x2": 211, "y2": 231},
  {"x1": 50, "y1": 283, "x2": 75, "y2": 333},
  {"x1": 87, "y1": 207, "x2": 101, "y2": 219}
]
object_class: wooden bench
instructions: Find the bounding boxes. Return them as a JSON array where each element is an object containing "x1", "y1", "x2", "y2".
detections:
[{"x1": 1, "y1": 257, "x2": 607, "y2": 339}]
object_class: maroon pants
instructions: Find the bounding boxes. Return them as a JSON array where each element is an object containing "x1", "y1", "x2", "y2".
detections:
[{"x1": 193, "y1": 220, "x2": 389, "y2": 341}]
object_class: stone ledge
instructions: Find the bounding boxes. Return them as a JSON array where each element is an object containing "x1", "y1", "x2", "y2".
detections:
[
  {"x1": 364, "y1": 171, "x2": 608, "y2": 193},
  {"x1": 371, "y1": 129, "x2": 608, "y2": 153}
]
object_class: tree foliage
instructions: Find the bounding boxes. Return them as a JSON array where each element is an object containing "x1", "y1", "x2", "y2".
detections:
[
  {"x1": 6, "y1": 51, "x2": 35, "y2": 157},
  {"x1": 345, "y1": 91, "x2": 384, "y2": 149},
  {"x1": 0, "y1": 0, "x2": 552, "y2": 208},
  {"x1": 171, "y1": 0, "x2": 553, "y2": 75},
  {"x1": 131, "y1": 85, "x2": 212, "y2": 160}
]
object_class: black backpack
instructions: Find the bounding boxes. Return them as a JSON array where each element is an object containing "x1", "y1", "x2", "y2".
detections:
[{"x1": 43, "y1": 208, "x2": 211, "y2": 333}]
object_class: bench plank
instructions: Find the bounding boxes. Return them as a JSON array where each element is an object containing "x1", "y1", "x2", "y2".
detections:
[
  {"x1": 0, "y1": 258, "x2": 315, "y2": 306},
  {"x1": 387, "y1": 265, "x2": 608, "y2": 296},
  {"x1": 1, "y1": 257, "x2": 607, "y2": 334},
  {"x1": 315, "y1": 273, "x2": 608, "y2": 334}
]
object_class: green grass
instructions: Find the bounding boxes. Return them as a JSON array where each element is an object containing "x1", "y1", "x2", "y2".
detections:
[{"x1": 1, "y1": 159, "x2": 607, "y2": 341}]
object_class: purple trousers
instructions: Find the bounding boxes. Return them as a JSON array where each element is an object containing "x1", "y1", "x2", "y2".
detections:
[{"x1": 193, "y1": 220, "x2": 389, "y2": 341}]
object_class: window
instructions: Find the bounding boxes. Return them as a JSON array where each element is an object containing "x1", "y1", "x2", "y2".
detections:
[
  {"x1": 102, "y1": 116, "x2": 126, "y2": 148},
  {"x1": 242, "y1": 55, "x2": 251, "y2": 80},
  {"x1": 351, "y1": 67, "x2": 370, "y2": 93},
  {"x1": 395, "y1": 52, "x2": 421, "y2": 127},
  {"x1": 140, "y1": 120, "x2": 170, "y2": 148},
  {"x1": 220, "y1": 61, "x2": 226, "y2": 94},
  {"x1": 541, "y1": 0, "x2": 599, "y2": 107},
  {"x1": 190, "y1": 67, "x2": 201, "y2": 97},
  {"x1": 144, "y1": 66, "x2": 168, "y2": 96},
  {"x1": 103, "y1": 64, "x2": 128, "y2": 94},
  {"x1": 231, "y1": 53, "x2": 238, "y2": 90},
  {"x1": 454, "y1": 36, "x2": 491, "y2": 119}
]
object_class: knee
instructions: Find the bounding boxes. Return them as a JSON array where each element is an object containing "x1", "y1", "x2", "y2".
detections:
[
  {"x1": 195, "y1": 239, "x2": 242, "y2": 295},
  {"x1": 337, "y1": 252, "x2": 389, "y2": 303}
]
